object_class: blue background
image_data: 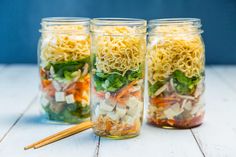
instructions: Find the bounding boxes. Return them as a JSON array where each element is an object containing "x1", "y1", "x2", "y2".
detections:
[{"x1": 0, "y1": 0, "x2": 236, "y2": 64}]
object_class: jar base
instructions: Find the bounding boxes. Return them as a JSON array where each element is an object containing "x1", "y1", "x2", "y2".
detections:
[
  {"x1": 94, "y1": 132, "x2": 139, "y2": 140},
  {"x1": 148, "y1": 122, "x2": 203, "y2": 129},
  {"x1": 148, "y1": 113, "x2": 204, "y2": 129},
  {"x1": 41, "y1": 114, "x2": 90, "y2": 124}
]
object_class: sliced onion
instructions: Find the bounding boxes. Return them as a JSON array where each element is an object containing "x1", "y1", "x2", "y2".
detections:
[{"x1": 154, "y1": 83, "x2": 168, "y2": 96}]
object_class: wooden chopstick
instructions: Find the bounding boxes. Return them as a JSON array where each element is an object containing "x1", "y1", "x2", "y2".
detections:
[{"x1": 24, "y1": 121, "x2": 93, "y2": 150}]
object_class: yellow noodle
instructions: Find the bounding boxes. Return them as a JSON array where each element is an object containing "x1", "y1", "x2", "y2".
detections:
[
  {"x1": 93, "y1": 26, "x2": 146, "y2": 75},
  {"x1": 148, "y1": 24, "x2": 204, "y2": 84},
  {"x1": 40, "y1": 25, "x2": 90, "y2": 62}
]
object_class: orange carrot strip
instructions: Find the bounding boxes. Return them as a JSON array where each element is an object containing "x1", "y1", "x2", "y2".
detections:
[
  {"x1": 95, "y1": 90, "x2": 105, "y2": 99},
  {"x1": 131, "y1": 91, "x2": 141, "y2": 99},
  {"x1": 116, "y1": 81, "x2": 137, "y2": 100},
  {"x1": 116, "y1": 97, "x2": 129, "y2": 105},
  {"x1": 41, "y1": 80, "x2": 56, "y2": 97},
  {"x1": 40, "y1": 68, "x2": 46, "y2": 78},
  {"x1": 150, "y1": 97, "x2": 179, "y2": 104}
]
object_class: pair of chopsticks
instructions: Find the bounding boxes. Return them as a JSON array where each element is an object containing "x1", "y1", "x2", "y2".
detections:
[{"x1": 24, "y1": 121, "x2": 93, "y2": 150}]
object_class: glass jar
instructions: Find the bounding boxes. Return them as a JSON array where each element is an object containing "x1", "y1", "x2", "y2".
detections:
[
  {"x1": 147, "y1": 18, "x2": 205, "y2": 128},
  {"x1": 38, "y1": 17, "x2": 91, "y2": 124},
  {"x1": 90, "y1": 18, "x2": 146, "y2": 139}
]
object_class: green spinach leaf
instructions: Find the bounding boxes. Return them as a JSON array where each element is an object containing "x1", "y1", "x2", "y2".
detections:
[
  {"x1": 51, "y1": 56, "x2": 90, "y2": 79},
  {"x1": 173, "y1": 70, "x2": 200, "y2": 95},
  {"x1": 148, "y1": 81, "x2": 164, "y2": 96}
]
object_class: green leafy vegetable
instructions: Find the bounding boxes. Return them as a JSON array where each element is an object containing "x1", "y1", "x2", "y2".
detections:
[
  {"x1": 93, "y1": 65, "x2": 143, "y2": 92},
  {"x1": 43, "y1": 102, "x2": 90, "y2": 124},
  {"x1": 106, "y1": 74, "x2": 127, "y2": 92},
  {"x1": 94, "y1": 75, "x2": 105, "y2": 91},
  {"x1": 148, "y1": 81, "x2": 164, "y2": 96},
  {"x1": 94, "y1": 72, "x2": 127, "y2": 92},
  {"x1": 96, "y1": 72, "x2": 109, "y2": 78},
  {"x1": 51, "y1": 56, "x2": 90, "y2": 79},
  {"x1": 173, "y1": 70, "x2": 200, "y2": 95},
  {"x1": 64, "y1": 71, "x2": 74, "y2": 80},
  {"x1": 127, "y1": 66, "x2": 143, "y2": 81},
  {"x1": 92, "y1": 54, "x2": 97, "y2": 69}
]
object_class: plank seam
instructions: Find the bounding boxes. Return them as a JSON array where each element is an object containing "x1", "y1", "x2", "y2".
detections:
[
  {"x1": 190, "y1": 129, "x2": 206, "y2": 157},
  {"x1": 0, "y1": 94, "x2": 38, "y2": 143},
  {"x1": 94, "y1": 137, "x2": 101, "y2": 157}
]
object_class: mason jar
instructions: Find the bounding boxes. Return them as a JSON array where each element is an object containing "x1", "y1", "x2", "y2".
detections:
[
  {"x1": 147, "y1": 18, "x2": 205, "y2": 128},
  {"x1": 38, "y1": 17, "x2": 91, "y2": 124},
  {"x1": 90, "y1": 18, "x2": 146, "y2": 139}
]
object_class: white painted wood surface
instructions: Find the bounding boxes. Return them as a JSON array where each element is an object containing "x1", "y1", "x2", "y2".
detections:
[
  {"x1": 0, "y1": 65, "x2": 235, "y2": 157},
  {"x1": 0, "y1": 65, "x2": 6, "y2": 71},
  {"x1": 191, "y1": 67, "x2": 236, "y2": 157},
  {"x1": 0, "y1": 65, "x2": 39, "y2": 141}
]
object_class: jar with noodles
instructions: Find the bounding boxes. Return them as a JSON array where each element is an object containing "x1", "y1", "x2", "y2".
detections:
[
  {"x1": 147, "y1": 18, "x2": 205, "y2": 128},
  {"x1": 90, "y1": 18, "x2": 146, "y2": 139},
  {"x1": 38, "y1": 17, "x2": 91, "y2": 124}
]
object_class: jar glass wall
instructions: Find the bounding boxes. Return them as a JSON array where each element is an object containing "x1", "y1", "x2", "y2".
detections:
[
  {"x1": 90, "y1": 18, "x2": 147, "y2": 139},
  {"x1": 147, "y1": 18, "x2": 205, "y2": 128},
  {"x1": 38, "y1": 17, "x2": 91, "y2": 124}
]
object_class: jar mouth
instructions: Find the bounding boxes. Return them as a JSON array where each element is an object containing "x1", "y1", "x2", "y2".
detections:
[
  {"x1": 148, "y1": 18, "x2": 203, "y2": 34},
  {"x1": 91, "y1": 18, "x2": 146, "y2": 26},
  {"x1": 149, "y1": 18, "x2": 201, "y2": 26},
  {"x1": 41, "y1": 17, "x2": 90, "y2": 24},
  {"x1": 90, "y1": 18, "x2": 147, "y2": 35},
  {"x1": 40, "y1": 17, "x2": 90, "y2": 33},
  {"x1": 149, "y1": 18, "x2": 200, "y2": 22}
]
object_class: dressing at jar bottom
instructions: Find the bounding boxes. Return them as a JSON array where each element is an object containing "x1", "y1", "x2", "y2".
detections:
[
  {"x1": 94, "y1": 131, "x2": 140, "y2": 140},
  {"x1": 148, "y1": 112, "x2": 204, "y2": 129}
]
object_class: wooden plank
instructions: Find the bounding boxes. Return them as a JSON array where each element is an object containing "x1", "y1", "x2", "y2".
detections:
[
  {"x1": 0, "y1": 65, "x2": 39, "y2": 142},
  {"x1": 191, "y1": 67, "x2": 236, "y2": 157},
  {"x1": 212, "y1": 65, "x2": 236, "y2": 91},
  {"x1": 98, "y1": 122, "x2": 203, "y2": 157},
  {"x1": 0, "y1": 65, "x2": 6, "y2": 71},
  {"x1": 0, "y1": 98, "x2": 99, "y2": 157}
]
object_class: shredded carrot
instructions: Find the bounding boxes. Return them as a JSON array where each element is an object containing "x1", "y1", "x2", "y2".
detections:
[
  {"x1": 159, "y1": 102, "x2": 173, "y2": 107},
  {"x1": 116, "y1": 91, "x2": 142, "y2": 105},
  {"x1": 94, "y1": 80, "x2": 141, "y2": 106},
  {"x1": 40, "y1": 68, "x2": 46, "y2": 78},
  {"x1": 65, "y1": 75, "x2": 90, "y2": 103},
  {"x1": 41, "y1": 79, "x2": 56, "y2": 97},
  {"x1": 41, "y1": 80, "x2": 50, "y2": 88},
  {"x1": 116, "y1": 97, "x2": 129, "y2": 105},
  {"x1": 114, "y1": 81, "x2": 138, "y2": 106},
  {"x1": 150, "y1": 97, "x2": 179, "y2": 104},
  {"x1": 116, "y1": 81, "x2": 137, "y2": 99},
  {"x1": 131, "y1": 91, "x2": 141, "y2": 99},
  {"x1": 122, "y1": 121, "x2": 139, "y2": 135},
  {"x1": 105, "y1": 120, "x2": 112, "y2": 132},
  {"x1": 150, "y1": 96, "x2": 179, "y2": 107},
  {"x1": 94, "y1": 87, "x2": 105, "y2": 99}
]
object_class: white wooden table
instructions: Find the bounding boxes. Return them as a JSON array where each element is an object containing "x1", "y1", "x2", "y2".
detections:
[{"x1": 0, "y1": 65, "x2": 236, "y2": 157}]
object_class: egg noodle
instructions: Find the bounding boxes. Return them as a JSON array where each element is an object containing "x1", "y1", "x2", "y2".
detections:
[
  {"x1": 93, "y1": 26, "x2": 146, "y2": 75},
  {"x1": 148, "y1": 24, "x2": 204, "y2": 84},
  {"x1": 40, "y1": 25, "x2": 90, "y2": 62}
]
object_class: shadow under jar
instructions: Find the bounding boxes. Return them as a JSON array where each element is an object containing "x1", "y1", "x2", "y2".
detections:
[
  {"x1": 38, "y1": 17, "x2": 91, "y2": 124},
  {"x1": 90, "y1": 18, "x2": 147, "y2": 139},
  {"x1": 147, "y1": 18, "x2": 205, "y2": 129}
]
